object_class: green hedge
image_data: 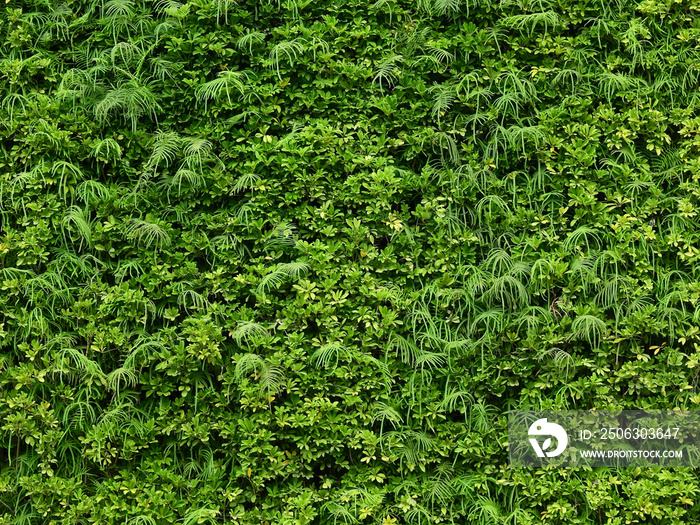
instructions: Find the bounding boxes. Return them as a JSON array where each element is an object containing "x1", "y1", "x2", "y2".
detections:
[{"x1": 1, "y1": 0, "x2": 700, "y2": 522}]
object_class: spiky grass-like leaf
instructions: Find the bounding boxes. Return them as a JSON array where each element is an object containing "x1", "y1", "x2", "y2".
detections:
[
  {"x1": 55, "y1": 348, "x2": 106, "y2": 383},
  {"x1": 125, "y1": 217, "x2": 171, "y2": 249},
  {"x1": 500, "y1": 11, "x2": 559, "y2": 37},
  {"x1": 163, "y1": 168, "x2": 205, "y2": 195},
  {"x1": 387, "y1": 332, "x2": 421, "y2": 365},
  {"x1": 181, "y1": 507, "x2": 220, "y2": 525},
  {"x1": 77, "y1": 180, "x2": 111, "y2": 205},
  {"x1": 310, "y1": 343, "x2": 348, "y2": 370},
  {"x1": 570, "y1": 314, "x2": 607, "y2": 349},
  {"x1": 94, "y1": 79, "x2": 161, "y2": 132},
  {"x1": 196, "y1": 70, "x2": 253, "y2": 110},
  {"x1": 146, "y1": 131, "x2": 181, "y2": 172},
  {"x1": 235, "y1": 353, "x2": 285, "y2": 399},
  {"x1": 563, "y1": 226, "x2": 603, "y2": 253},
  {"x1": 372, "y1": 401, "x2": 403, "y2": 429},
  {"x1": 256, "y1": 262, "x2": 310, "y2": 298},
  {"x1": 237, "y1": 31, "x2": 266, "y2": 53},
  {"x1": 230, "y1": 320, "x2": 269, "y2": 345},
  {"x1": 483, "y1": 275, "x2": 529, "y2": 311},
  {"x1": 106, "y1": 366, "x2": 138, "y2": 397},
  {"x1": 269, "y1": 39, "x2": 306, "y2": 80},
  {"x1": 89, "y1": 137, "x2": 123, "y2": 161},
  {"x1": 62, "y1": 206, "x2": 93, "y2": 250},
  {"x1": 372, "y1": 54, "x2": 403, "y2": 92},
  {"x1": 182, "y1": 137, "x2": 213, "y2": 170}
]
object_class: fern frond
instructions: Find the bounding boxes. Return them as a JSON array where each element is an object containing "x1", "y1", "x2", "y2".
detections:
[
  {"x1": 62, "y1": 206, "x2": 93, "y2": 250},
  {"x1": 106, "y1": 366, "x2": 138, "y2": 397},
  {"x1": 237, "y1": 31, "x2": 266, "y2": 53},
  {"x1": 256, "y1": 262, "x2": 310, "y2": 298},
  {"x1": 94, "y1": 79, "x2": 162, "y2": 132},
  {"x1": 235, "y1": 353, "x2": 265, "y2": 378},
  {"x1": 269, "y1": 39, "x2": 306, "y2": 80},
  {"x1": 483, "y1": 275, "x2": 529, "y2": 311},
  {"x1": 372, "y1": 54, "x2": 403, "y2": 92},
  {"x1": 125, "y1": 217, "x2": 171, "y2": 249},
  {"x1": 265, "y1": 221, "x2": 297, "y2": 248},
  {"x1": 500, "y1": 11, "x2": 559, "y2": 37},
  {"x1": 597, "y1": 72, "x2": 643, "y2": 103},
  {"x1": 55, "y1": 348, "x2": 106, "y2": 383},
  {"x1": 428, "y1": 83, "x2": 456, "y2": 123},
  {"x1": 114, "y1": 259, "x2": 146, "y2": 282},
  {"x1": 1, "y1": 92, "x2": 29, "y2": 124},
  {"x1": 110, "y1": 41, "x2": 140, "y2": 67},
  {"x1": 146, "y1": 131, "x2": 181, "y2": 173},
  {"x1": 310, "y1": 342, "x2": 348, "y2": 370},
  {"x1": 505, "y1": 123, "x2": 545, "y2": 156},
  {"x1": 427, "y1": 0, "x2": 461, "y2": 16},
  {"x1": 77, "y1": 180, "x2": 111, "y2": 205},
  {"x1": 127, "y1": 516, "x2": 157, "y2": 525},
  {"x1": 230, "y1": 321, "x2": 269, "y2": 345},
  {"x1": 567, "y1": 256, "x2": 596, "y2": 294},
  {"x1": 182, "y1": 507, "x2": 220, "y2": 525},
  {"x1": 482, "y1": 248, "x2": 514, "y2": 277},
  {"x1": 104, "y1": 0, "x2": 135, "y2": 17},
  {"x1": 51, "y1": 160, "x2": 83, "y2": 203},
  {"x1": 149, "y1": 56, "x2": 181, "y2": 81},
  {"x1": 439, "y1": 388, "x2": 474, "y2": 415},
  {"x1": 563, "y1": 226, "x2": 603, "y2": 253},
  {"x1": 195, "y1": 70, "x2": 251, "y2": 110},
  {"x1": 231, "y1": 172, "x2": 260, "y2": 193},
  {"x1": 89, "y1": 137, "x2": 123, "y2": 161},
  {"x1": 235, "y1": 353, "x2": 285, "y2": 399},
  {"x1": 570, "y1": 314, "x2": 607, "y2": 349},
  {"x1": 387, "y1": 332, "x2": 420, "y2": 365},
  {"x1": 372, "y1": 401, "x2": 403, "y2": 429},
  {"x1": 123, "y1": 338, "x2": 166, "y2": 370},
  {"x1": 164, "y1": 168, "x2": 205, "y2": 195},
  {"x1": 154, "y1": 0, "x2": 183, "y2": 15}
]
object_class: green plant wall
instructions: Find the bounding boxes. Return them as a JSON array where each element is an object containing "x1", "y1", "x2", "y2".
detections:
[{"x1": 1, "y1": 0, "x2": 700, "y2": 523}]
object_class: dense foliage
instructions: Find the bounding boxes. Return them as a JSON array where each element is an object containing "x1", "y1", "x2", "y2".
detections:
[{"x1": 2, "y1": 0, "x2": 700, "y2": 522}]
